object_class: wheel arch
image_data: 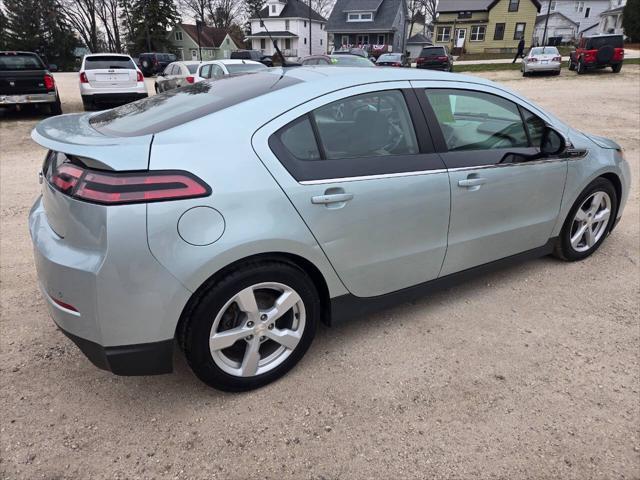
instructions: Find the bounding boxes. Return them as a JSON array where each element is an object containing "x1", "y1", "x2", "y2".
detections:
[
  {"x1": 176, "y1": 251, "x2": 333, "y2": 344},
  {"x1": 599, "y1": 171, "x2": 622, "y2": 229}
]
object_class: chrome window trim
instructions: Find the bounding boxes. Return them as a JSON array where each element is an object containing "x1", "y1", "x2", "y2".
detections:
[{"x1": 299, "y1": 168, "x2": 448, "y2": 185}]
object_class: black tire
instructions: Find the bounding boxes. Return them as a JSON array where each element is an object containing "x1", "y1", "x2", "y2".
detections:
[
  {"x1": 568, "y1": 59, "x2": 576, "y2": 71},
  {"x1": 554, "y1": 69, "x2": 561, "y2": 76},
  {"x1": 82, "y1": 99, "x2": 94, "y2": 111},
  {"x1": 554, "y1": 177, "x2": 618, "y2": 262},
  {"x1": 612, "y1": 63, "x2": 622, "y2": 73},
  {"x1": 49, "y1": 98, "x2": 62, "y2": 115},
  {"x1": 577, "y1": 58, "x2": 586, "y2": 74},
  {"x1": 180, "y1": 261, "x2": 320, "y2": 391}
]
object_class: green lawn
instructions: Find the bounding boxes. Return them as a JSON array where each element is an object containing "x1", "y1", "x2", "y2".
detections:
[{"x1": 457, "y1": 46, "x2": 574, "y2": 62}]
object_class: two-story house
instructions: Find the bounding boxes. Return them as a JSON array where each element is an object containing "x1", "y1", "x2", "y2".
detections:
[
  {"x1": 596, "y1": 0, "x2": 626, "y2": 34},
  {"x1": 326, "y1": 0, "x2": 409, "y2": 55},
  {"x1": 433, "y1": 0, "x2": 541, "y2": 54},
  {"x1": 167, "y1": 23, "x2": 240, "y2": 61},
  {"x1": 248, "y1": 0, "x2": 327, "y2": 58},
  {"x1": 533, "y1": 0, "x2": 610, "y2": 44}
]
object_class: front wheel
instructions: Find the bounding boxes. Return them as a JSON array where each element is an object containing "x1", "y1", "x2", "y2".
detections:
[
  {"x1": 180, "y1": 261, "x2": 320, "y2": 391},
  {"x1": 554, "y1": 178, "x2": 617, "y2": 261}
]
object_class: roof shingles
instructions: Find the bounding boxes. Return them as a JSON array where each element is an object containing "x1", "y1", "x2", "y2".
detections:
[{"x1": 327, "y1": 0, "x2": 404, "y2": 32}]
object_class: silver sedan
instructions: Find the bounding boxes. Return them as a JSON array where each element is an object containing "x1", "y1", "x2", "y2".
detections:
[
  {"x1": 522, "y1": 46, "x2": 562, "y2": 76},
  {"x1": 29, "y1": 67, "x2": 630, "y2": 391}
]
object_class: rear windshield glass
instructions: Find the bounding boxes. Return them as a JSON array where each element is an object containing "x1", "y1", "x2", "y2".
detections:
[
  {"x1": 231, "y1": 51, "x2": 251, "y2": 59},
  {"x1": 329, "y1": 55, "x2": 372, "y2": 66},
  {"x1": 587, "y1": 36, "x2": 623, "y2": 49},
  {"x1": 530, "y1": 47, "x2": 559, "y2": 55},
  {"x1": 85, "y1": 56, "x2": 135, "y2": 70},
  {"x1": 90, "y1": 72, "x2": 302, "y2": 137},
  {"x1": 186, "y1": 64, "x2": 199, "y2": 73},
  {"x1": 158, "y1": 54, "x2": 176, "y2": 61},
  {"x1": 0, "y1": 53, "x2": 45, "y2": 71},
  {"x1": 420, "y1": 47, "x2": 445, "y2": 57},
  {"x1": 378, "y1": 54, "x2": 401, "y2": 61},
  {"x1": 226, "y1": 63, "x2": 267, "y2": 74}
]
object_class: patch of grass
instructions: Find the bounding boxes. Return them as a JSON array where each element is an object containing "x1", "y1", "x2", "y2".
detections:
[{"x1": 455, "y1": 58, "x2": 639, "y2": 73}]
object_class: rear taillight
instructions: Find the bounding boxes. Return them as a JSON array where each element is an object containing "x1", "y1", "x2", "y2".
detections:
[
  {"x1": 527, "y1": 57, "x2": 538, "y2": 63},
  {"x1": 46, "y1": 157, "x2": 210, "y2": 205},
  {"x1": 437, "y1": 56, "x2": 448, "y2": 61},
  {"x1": 417, "y1": 57, "x2": 424, "y2": 64},
  {"x1": 51, "y1": 296, "x2": 79, "y2": 313},
  {"x1": 392, "y1": 62, "x2": 402, "y2": 67},
  {"x1": 44, "y1": 74, "x2": 55, "y2": 90},
  {"x1": 136, "y1": 71, "x2": 144, "y2": 82},
  {"x1": 80, "y1": 72, "x2": 88, "y2": 83},
  {"x1": 186, "y1": 76, "x2": 195, "y2": 84},
  {"x1": 552, "y1": 56, "x2": 561, "y2": 62}
]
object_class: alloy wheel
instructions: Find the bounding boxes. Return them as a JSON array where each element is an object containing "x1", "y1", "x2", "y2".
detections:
[
  {"x1": 569, "y1": 191, "x2": 611, "y2": 253},
  {"x1": 209, "y1": 282, "x2": 306, "y2": 377}
]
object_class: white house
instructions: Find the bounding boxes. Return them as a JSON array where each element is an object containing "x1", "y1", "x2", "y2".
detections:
[
  {"x1": 248, "y1": 0, "x2": 328, "y2": 58},
  {"x1": 534, "y1": 0, "x2": 611, "y2": 44},
  {"x1": 597, "y1": 0, "x2": 626, "y2": 34}
]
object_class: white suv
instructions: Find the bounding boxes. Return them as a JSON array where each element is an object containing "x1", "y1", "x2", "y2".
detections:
[{"x1": 79, "y1": 54, "x2": 147, "y2": 111}]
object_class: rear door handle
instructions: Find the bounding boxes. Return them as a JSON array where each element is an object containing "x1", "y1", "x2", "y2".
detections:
[
  {"x1": 458, "y1": 177, "x2": 487, "y2": 188},
  {"x1": 311, "y1": 193, "x2": 354, "y2": 204}
]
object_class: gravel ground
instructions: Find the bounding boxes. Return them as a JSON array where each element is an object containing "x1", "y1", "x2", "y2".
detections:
[{"x1": 1, "y1": 68, "x2": 639, "y2": 480}]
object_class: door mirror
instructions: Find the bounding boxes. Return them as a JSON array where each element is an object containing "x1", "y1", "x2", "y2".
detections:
[
  {"x1": 48, "y1": 64, "x2": 58, "y2": 72},
  {"x1": 540, "y1": 126, "x2": 566, "y2": 156},
  {"x1": 157, "y1": 71, "x2": 166, "y2": 77}
]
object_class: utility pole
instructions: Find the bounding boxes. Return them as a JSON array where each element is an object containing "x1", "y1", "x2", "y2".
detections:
[
  {"x1": 309, "y1": 0, "x2": 312, "y2": 55},
  {"x1": 541, "y1": 0, "x2": 552, "y2": 47},
  {"x1": 196, "y1": 19, "x2": 203, "y2": 60},
  {"x1": 144, "y1": 0, "x2": 151, "y2": 52}
]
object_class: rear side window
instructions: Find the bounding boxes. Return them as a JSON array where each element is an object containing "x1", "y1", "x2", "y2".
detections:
[
  {"x1": 84, "y1": 56, "x2": 135, "y2": 70},
  {"x1": 420, "y1": 47, "x2": 445, "y2": 57},
  {"x1": 200, "y1": 64, "x2": 211, "y2": 78},
  {"x1": 186, "y1": 64, "x2": 198, "y2": 74},
  {"x1": 280, "y1": 117, "x2": 321, "y2": 161},
  {"x1": 425, "y1": 89, "x2": 529, "y2": 151},
  {"x1": 0, "y1": 53, "x2": 45, "y2": 70},
  {"x1": 90, "y1": 72, "x2": 302, "y2": 137}
]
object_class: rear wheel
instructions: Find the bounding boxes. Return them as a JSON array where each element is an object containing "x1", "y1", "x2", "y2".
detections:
[
  {"x1": 577, "y1": 58, "x2": 586, "y2": 74},
  {"x1": 49, "y1": 98, "x2": 62, "y2": 115},
  {"x1": 82, "y1": 99, "x2": 94, "y2": 111},
  {"x1": 568, "y1": 59, "x2": 576, "y2": 71},
  {"x1": 554, "y1": 178, "x2": 617, "y2": 261},
  {"x1": 612, "y1": 63, "x2": 622, "y2": 73},
  {"x1": 180, "y1": 261, "x2": 320, "y2": 391}
]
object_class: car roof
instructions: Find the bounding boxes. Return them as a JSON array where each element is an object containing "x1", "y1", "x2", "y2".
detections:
[
  {"x1": 201, "y1": 59, "x2": 263, "y2": 65},
  {"x1": 84, "y1": 53, "x2": 132, "y2": 58}
]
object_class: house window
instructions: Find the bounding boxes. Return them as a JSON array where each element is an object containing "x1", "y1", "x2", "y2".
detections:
[
  {"x1": 549, "y1": 1, "x2": 556, "y2": 11},
  {"x1": 341, "y1": 35, "x2": 349, "y2": 45},
  {"x1": 377, "y1": 34, "x2": 385, "y2": 44},
  {"x1": 514, "y1": 22, "x2": 526, "y2": 40},
  {"x1": 271, "y1": 4, "x2": 276, "y2": 13},
  {"x1": 304, "y1": 20, "x2": 307, "y2": 27},
  {"x1": 285, "y1": 19, "x2": 290, "y2": 30},
  {"x1": 304, "y1": 38, "x2": 307, "y2": 44},
  {"x1": 585, "y1": 7, "x2": 590, "y2": 17},
  {"x1": 285, "y1": 38, "x2": 291, "y2": 49},
  {"x1": 470, "y1": 25, "x2": 486, "y2": 41},
  {"x1": 436, "y1": 26, "x2": 451, "y2": 42},
  {"x1": 458, "y1": 11, "x2": 472, "y2": 19},
  {"x1": 320, "y1": 24, "x2": 323, "y2": 30},
  {"x1": 175, "y1": 31, "x2": 183, "y2": 41},
  {"x1": 574, "y1": 1, "x2": 584, "y2": 12},
  {"x1": 508, "y1": 0, "x2": 520, "y2": 12},
  {"x1": 320, "y1": 39, "x2": 323, "y2": 45},
  {"x1": 356, "y1": 34, "x2": 369, "y2": 44},
  {"x1": 260, "y1": 38, "x2": 266, "y2": 49},
  {"x1": 347, "y1": 12, "x2": 373, "y2": 21},
  {"x1": 494, "y1": 22, "x2": 505, "y2": 40}
]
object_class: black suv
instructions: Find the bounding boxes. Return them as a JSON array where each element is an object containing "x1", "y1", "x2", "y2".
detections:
[
  {"x1": 230, "y1": 50, "x2": 273, "y2": 67},
  {"x1": 416, "y1": 46, "x2": 453, "y2": 72},
  {"x1": 138, "y1": 52, "x2": 177, "y2": 77}
]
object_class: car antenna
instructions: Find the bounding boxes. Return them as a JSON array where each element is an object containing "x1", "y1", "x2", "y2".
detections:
[{"x1": 256, "y1": 9, "x2": 289, "y2": 67}]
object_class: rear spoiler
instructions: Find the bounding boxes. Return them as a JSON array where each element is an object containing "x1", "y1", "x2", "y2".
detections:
[{"x1": 31, "y1": 113, "x2": 153, "y2": 171}]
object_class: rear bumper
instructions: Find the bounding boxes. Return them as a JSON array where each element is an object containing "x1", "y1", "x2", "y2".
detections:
[
  {"x1": 525, "y1": 61, "x2": 561, "y2": 72},
  {"x1": 81, "y1": 92, "x2": 147, "y2": 105},
  {"x1": 416, "y1": 64, "x2": 450, "y2": 70},
  {"x1": 0, "y1": 91, "x2": 57, "y2": 105},
  {"x1": 59, "y1": 327, "x2": 173, "y2": 375}
]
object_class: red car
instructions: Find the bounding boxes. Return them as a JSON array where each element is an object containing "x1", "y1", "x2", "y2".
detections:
[{"x1": 569, "y1": 34, "x2": 624, "y2": 74}]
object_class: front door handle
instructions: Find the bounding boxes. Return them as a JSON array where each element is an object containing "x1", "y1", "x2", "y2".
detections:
[
  {"x1": 311, "y1": 193, "x2": 354, "y2": 205},
  {"x1": 458, "y1": 177, "x2": 487, "y2": 188}
]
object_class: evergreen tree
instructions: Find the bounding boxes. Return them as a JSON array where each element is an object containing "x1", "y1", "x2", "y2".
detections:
[
  {"x1": 127, "y1": 0, "x2": 180, "y2": 54},
  {"x1": 622, "y1": 0, "x2": 640, "y2": 42},
  {"x1": 3, "y1": 0, "x2": 78, "y2": 69}
]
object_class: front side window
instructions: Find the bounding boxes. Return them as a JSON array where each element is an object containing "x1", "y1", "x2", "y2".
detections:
[
  {"x1": 425, "y1": 89, "x2": 529, "y2": 152},
  {"x1": 514, "y1": 22, "x2": 526, "y2": 40},
  {"x1": 509, "y1": 0, "x2": 520, "y2": 11},
  {"x1": 494, "y1": 23, "x2": 505, "y2": 40},
  {"x1": 521, "y1": 108, "x2": 546, "y2": 147},
  {"x1": 200, "y1": 64, "x2": 211, "y2": 78},
  {"x1": 437, "y1": 27, "x2": 452, "y2": 42},
  {"x1": 470, "y1": 26, "x2": 486, "y2": 41}
]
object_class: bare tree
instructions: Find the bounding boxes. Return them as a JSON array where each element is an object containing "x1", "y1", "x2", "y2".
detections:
[
  {"x1": 62, "y1": 0, "x2": 99, "y2": 51},
  {"x1": 407, "y1": 0, "x2": 423, "y2": 36},
  {"x1": 207, "y1": 0, "x2": 240, "y2": 28},
  {"x1": 97, "y1": 0, "x2": 123, "y2": 51},
  {"x1": 312, "y1": 0, "x2": 334, "y2": 18},
  {"x1": 421, "y1": 0, "x2": 436, "y2": 24},
  {"x1": 180, "y1": 0, "x2": 211, "y2": 23}
]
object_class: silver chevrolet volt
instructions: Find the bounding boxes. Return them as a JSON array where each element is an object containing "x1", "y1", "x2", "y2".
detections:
[{"x1": 29, "y1": 67, "x2": 630, "y2": 391}]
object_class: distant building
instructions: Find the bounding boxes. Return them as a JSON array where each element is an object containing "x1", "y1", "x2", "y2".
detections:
[
  {"x1": 167, "y1": 23, "x2": 240, "y2": 61},
  {"x1": 326, "y1": 0, "x2": 409, "y2": 55},
  {"x1": 597, "y1": 0, "x2": 627, "y2": 34},
  {"x1": 434, "y1": 0, "x2": 541, "y2": 54},
  {"x1": 534, "y1": 0, "x2": 610, "y2": 44},
  {"x1": 247, "y1": 0, "x2": 327, "y2": 58},
  {"x1": 406, "y1": 32, "x2": 433, "y2": 58}
]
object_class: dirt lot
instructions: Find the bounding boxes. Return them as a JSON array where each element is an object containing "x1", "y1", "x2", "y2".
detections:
[{"x1": 1, "y1": 69, "x2": 639, "y2": 480}]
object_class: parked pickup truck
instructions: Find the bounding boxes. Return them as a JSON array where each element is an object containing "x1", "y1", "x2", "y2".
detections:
[{"x1": 0, "y1": 51, "x2": 62, "y2": 114}]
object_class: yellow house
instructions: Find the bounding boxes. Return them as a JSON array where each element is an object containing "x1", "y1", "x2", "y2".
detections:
[{"x1": 434, "y1": 0, "x2": 541, "y2": 54}]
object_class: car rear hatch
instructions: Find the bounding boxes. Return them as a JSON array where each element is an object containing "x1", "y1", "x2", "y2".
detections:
[
  {"x1": 32, "y1": 113, "x2": 153, "y2": 238},
  {"x1": 417, "y1": 48, "x2": 448, "y2": 67},
  {"x1": 0, "y1": 52, "x2": 49, "y2": 95},
  {"x1": 84, "y1": 55, "x2": 138, "y2": 89}
]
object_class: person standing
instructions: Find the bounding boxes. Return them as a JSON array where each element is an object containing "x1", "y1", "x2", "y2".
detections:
[{"x1": 512, "y1": 38, "x2": 526, "y2": 63}]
